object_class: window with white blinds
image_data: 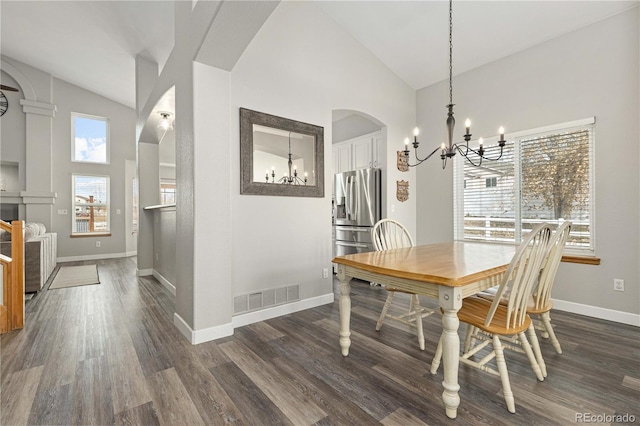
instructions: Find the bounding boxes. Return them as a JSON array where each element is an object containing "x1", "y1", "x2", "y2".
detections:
[
  {"x1": 72, "y1": 174, "x2": 110, "y2": 234},
  {"x1": 454, "y1": 117, "x2": 595, "y2": 255}
]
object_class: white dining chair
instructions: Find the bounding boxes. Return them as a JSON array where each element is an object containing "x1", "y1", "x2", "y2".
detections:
[
  {"x1": 431, "y1": 223, "x2": 552, "y2": 413},
  {"x1": 371, "y1": 219, "x2": 434, "y2": 350},
  {"x1": 468, "y1": 221, "x2": 572, "y2": 377},
  {"x1": 530, "y1": 221, "x2": 571, "y2": 353}
]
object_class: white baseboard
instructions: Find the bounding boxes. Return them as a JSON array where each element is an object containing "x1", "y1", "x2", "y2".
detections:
[
  {"x1": 126, "y1": 251, "x2": 137, "y2": 257},
  {"x1": 552, "y1": 298, "x2": 640, "y2": 327},
  {"x1": 57, "y1": 252, "x2": 127, "y2": 263},
  {"x1": 137, "y1": 268, "x2": 153, "y2": 277},
  {"x1": 173, "y1": 312, "x2": 234, "y2": 345},
  {"x1": 232, "y1": 293, "x2": 335, "y2": 329},
  {"x1": 172, "y1": 293, "x2": 334, "y2": 345},
  {"x1": 152, "y1": 270, "x2": 176, "y2": 296}
]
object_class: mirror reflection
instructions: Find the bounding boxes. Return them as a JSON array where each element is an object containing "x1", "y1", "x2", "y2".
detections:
[
  {"x1": 240, "y1": 108, "x2": 324, "y2": 197},
  {"x1": 253, "y1": 125, "x2": 316, "y2": 185}
]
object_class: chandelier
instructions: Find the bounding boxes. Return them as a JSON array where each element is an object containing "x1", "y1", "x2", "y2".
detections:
[
  {"x1": 265, "y1": 132, "x2": 308, "y2": 185},
  {"x1": 403, "y1": 0, "x2": 506, "y2": 169}
]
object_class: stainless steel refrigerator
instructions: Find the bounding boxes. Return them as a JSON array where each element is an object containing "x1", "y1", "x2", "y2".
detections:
[{"x1": 333, "y1": 168, "x2": 381, "y2": 265}]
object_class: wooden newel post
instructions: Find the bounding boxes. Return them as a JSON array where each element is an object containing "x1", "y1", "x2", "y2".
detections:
[{"x1": 10, "y1": 220, "x2": 25, "y2": 329}]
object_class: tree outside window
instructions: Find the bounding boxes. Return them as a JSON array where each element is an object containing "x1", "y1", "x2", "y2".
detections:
[{"x1": 455, "y1": 119, "x2": 594, "y2": 254}]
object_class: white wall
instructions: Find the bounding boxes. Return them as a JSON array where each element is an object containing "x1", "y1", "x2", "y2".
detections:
[
  {"x1": 416, "y1": 8, "x2": 639, "y2": 318},
  {"x1": 51, "y1": 78, "x2": 136, "y2": 259},
  {"x1": 193, "y1": 62, "x2": 233, "y2": 331},
  {"x1": 229, "y1": 2, "x2": 416, "y2": 302},
  {"x1": 153, "y1": 207, "x2": 176, "y2": 289}
]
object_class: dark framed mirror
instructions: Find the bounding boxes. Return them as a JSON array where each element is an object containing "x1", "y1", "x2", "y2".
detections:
[{"x1": 240, "y1": 108, "x2": 324, "y2": 197}]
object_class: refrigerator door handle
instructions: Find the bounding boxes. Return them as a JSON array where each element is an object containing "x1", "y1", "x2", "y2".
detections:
[
  {"x1": 336, "y1": 241, "x2": 370, "y2": 248},
  {"x1": 347, "y1": 176, "x2": 356, "y2": 221},
  {"x1": 338, "y1": 227, "x2": 370, "y2": 233}
]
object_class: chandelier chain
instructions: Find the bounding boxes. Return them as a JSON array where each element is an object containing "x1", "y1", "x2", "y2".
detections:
[
  {"x1": 402, "y1": 0, "x2": 506, "y2": 169},
  {"x1": 449, "y1": 0, "x2": 453, "y2": 105}
]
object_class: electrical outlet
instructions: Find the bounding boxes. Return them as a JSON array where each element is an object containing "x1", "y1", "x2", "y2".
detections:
[
  {"x1": 116, "y1": 209, "x2": 121, "y2": 215},
  {"x1": 613, "y1": 279, "x2": 624, "y2": 292},
  {"x1": 322, "y1": 268, "x2": 329, "y2": 279},
  {"x1": 57, "y1": 209, "x2": 68, "y2": 215},
  {"x1": 95, "y1": 241, "x2": 101, "y2": 248},
  {"x1": 156, "y1": 253, "x2": 159, "y2": 261}
]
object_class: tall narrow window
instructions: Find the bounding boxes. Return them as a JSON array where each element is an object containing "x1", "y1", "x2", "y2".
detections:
[
  {"x1": 454, "y1": 118, "x2": 595, "y2": 255},
  {"x1": 72, "y1": 174, "x2": 110, "y2": 234},
  {"x1": 72, "y1": 113, "x2": 109, "y2": 164}
]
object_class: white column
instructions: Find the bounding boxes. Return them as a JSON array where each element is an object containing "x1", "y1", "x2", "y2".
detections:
[{"x1": 20, "y1": 99, "x2": 57, "y2": 228}]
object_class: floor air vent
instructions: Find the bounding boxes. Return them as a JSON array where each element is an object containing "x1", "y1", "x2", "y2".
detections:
[{"x1": 233, "y1": 284, "x2": 300, "y2": 315}]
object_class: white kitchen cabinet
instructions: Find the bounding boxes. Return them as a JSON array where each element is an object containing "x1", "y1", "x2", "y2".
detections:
[
  {"x1": 333, "y1": 130, "x2": 382, "y2": 174},
  {"x1": 333, "y1": 142, "x2": 353, "y2": 175},
  {"x1": 352, "y1": 137, "x2": 374, "y2": 169}
]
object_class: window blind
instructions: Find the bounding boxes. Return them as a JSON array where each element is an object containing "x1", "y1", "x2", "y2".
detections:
[{"x1": 454, "y1": 118, "x2": 595, "y2": 254}]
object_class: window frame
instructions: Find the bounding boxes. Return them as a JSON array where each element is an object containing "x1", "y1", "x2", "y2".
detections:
[
  {"x1": 71, "y1": 112, "x2": 110, "y2": 164},
  {"x1": 160, "y1": 180, "x2": 176, "y2": 205},
  {"x1": 454, "y1": 117, "x2": 596, "y2": 256},
  {"x1": 71, "y1": 174, "x2": 111, "y2": 236}
]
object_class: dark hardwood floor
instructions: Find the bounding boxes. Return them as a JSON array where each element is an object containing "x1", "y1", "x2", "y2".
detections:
[{"x1": 1, "y1": 257, "x2": 638, "y2": 425}]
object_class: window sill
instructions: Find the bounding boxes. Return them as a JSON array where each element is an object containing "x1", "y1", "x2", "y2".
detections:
[
  {"x1": 561, "y1": 255, "x2": 600, "y2": 265},
  {"x1": 70, "y1": 232, "x2": 112, "y2": 238}
]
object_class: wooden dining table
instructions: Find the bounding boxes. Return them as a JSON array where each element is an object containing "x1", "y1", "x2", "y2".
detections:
[{"x1": 332, "y1": 241, "x2": 516, "y2": 419}]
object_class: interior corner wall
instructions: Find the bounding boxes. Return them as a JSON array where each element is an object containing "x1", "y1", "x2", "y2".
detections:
[
  {"x1": 137, "y1": 142, "x2": 159, "y2": 273},
  {"x1": 193, "y1": 62, "x2": 232, "y2": 330},
  {"x1": 416, "y1": 8, "x2": 640, "y2": 316},
  {"x1": 228, "y1": 2, "x2": 415, "y2": 304}
]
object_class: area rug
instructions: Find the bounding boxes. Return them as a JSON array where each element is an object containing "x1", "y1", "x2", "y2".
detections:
[{"x1": 49, "y1": 265, "x2": 100, "y2": 289}]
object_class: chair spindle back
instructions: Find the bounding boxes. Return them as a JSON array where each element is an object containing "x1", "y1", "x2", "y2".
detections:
[
  {"x1": 533, "y1": 221, "x2": 572, "y2": 310},
  {"x1": 372, "y1": 219, "x2": 414, "y2": 251},
  {"x1": 485, "y1": 223, "x2": 553, "y2": 330}
]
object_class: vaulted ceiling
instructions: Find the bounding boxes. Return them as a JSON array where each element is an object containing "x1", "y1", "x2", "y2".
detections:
[{"x1": 1, "y1": 1, "x2": 637, "y2": 109}]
